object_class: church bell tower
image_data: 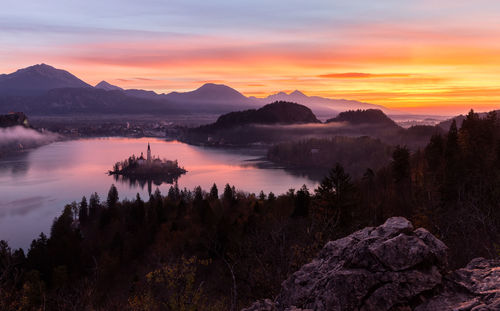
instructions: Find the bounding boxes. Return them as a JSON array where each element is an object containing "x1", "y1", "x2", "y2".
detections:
[{"x1": 147, "y1": 143, "x2": 152, "y2": 164}]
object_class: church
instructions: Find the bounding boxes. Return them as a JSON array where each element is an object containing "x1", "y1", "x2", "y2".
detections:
[{"x1": 137, "y1": 143, "x2": 153, "y2": 166}]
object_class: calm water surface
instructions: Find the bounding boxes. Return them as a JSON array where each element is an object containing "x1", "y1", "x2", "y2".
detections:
[{"x1": 0, "y1": 137, "x2": 318, "y2": 248}]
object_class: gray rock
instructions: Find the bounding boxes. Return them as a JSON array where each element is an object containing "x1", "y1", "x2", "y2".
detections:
[
  {"x1": 242, "y1": 217, "x2": 500, "y2": 311},
  {"x1": 276, "y1": 217, "x2": 446, "y2": 310},
  {"x1": 416, "y1": 257, "x2": 500, "y2": 311}
]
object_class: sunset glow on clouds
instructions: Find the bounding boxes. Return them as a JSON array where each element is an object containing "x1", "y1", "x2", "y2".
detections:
[{"x1": 2, "y1": 0, "x2": 500, "y2": 114}]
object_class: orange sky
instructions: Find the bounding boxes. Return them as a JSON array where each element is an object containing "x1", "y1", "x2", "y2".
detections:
[{"x1": 2, "y1": 1, "x2": 500, "y2": 115}]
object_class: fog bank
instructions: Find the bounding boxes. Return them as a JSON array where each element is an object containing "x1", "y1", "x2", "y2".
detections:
[{"x1": 0, "y1": 126, "x2": 59, "y2": 146}]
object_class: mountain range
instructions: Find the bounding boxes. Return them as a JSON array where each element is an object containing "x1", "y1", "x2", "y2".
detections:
[
  {"x1": 0, "y1": 63, "x2": 393, "y2": 116},
  {"x1": 250, "y1": 90, "x2": 390, "y2": 116}
]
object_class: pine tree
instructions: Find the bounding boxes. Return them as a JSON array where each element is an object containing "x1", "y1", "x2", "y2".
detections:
[
  {"x1": 107, "y1": 184, "x2": 119, "y2": 208},
  {"x1": 443, "y1": 120, "x2": 461, "y2": 203},
  {"x1": 89, "y1": 192, "x2": 100, "y2": 219},
  {"x1": 391, "y1": 146, "x2": 412, "y2": 216},
  {"x1": 223, "y1": 184, "x2": 233, "y2": 202},
  {"x1": 209, "y1": 183, "x2": 219, "y2": 199},
  {"x1": 79, "y1": 196, "x2": 88, "y2": 224},
  {"x1": 258, "y1": 190, "x2": 266, "y2": 201},
  {"x1": 194, "y1": 186, "x2": 203, "y2": 202},
  {"x1": 293, "y1": 184, "x2": 311, "y2": 217},
  {"x1": 391, "y1": 145, "x2": 410, "y2": 183}
]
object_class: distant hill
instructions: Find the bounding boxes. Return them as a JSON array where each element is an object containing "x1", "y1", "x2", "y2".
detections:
[
  {"x1": 95, "y1": 81, "x2": 123, "y2": 91},
  {"x1": 0, "y1": 64, "x2": 91, "y2": 96},
  {"x1": 251, "y1": 90, "x2": 395, "y2": 117},
  {"x1": 165, "y1": 83, "x2": 249, "y2": 103},
  {"x1": 208, "y1": 101, "x2": 320, "y2": 129},
  {"x1": 327, "y1": 109, "x2": 399, "y2": 127}
]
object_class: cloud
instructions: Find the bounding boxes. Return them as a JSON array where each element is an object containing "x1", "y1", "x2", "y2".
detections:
[
  {"x1": 318, "y1": 73, "x2": 412, "y2": 79},
  {"x1": 133, "y1": 77, "x2": 157, "y2": 81},
  {"x1": 3, "y1": 1, "x2": 500, "y2": 115}
]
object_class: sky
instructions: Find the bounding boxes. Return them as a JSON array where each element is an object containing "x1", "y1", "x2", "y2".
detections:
[{"x1": 2, "y1": 0, "x2": 500, "y2": 115}]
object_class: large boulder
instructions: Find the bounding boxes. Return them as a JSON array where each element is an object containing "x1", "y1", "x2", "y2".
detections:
[{"x1": 242, "y1": 217, "x2": 498, "y2": 311}]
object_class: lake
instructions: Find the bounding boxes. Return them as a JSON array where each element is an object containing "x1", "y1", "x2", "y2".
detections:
[{"x1": 0, "y1": 137, "x2": 319, "y2": 249}]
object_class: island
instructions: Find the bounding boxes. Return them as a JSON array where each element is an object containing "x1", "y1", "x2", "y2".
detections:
[{"x1": 108, "y1": 143, "x2": 187, "y2": 193}]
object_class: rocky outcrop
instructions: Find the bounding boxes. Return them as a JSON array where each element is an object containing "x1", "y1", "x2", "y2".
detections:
[
  {"x1": 243, "y1": 217, "x2": 500, "y2": 311},
  {"x1": 416, "y1": 257, "x2": 500, "y2": 311}
]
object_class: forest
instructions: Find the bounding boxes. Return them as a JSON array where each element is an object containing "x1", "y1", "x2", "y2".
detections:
[
  {"x1": 1, "y1": 109, "x2": 500, "y2": 310},
  {"x1": 267, "y1": 136, "x2": 393, "y2": 178}
]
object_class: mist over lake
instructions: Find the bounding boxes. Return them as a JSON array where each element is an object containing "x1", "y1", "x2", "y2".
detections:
[{"x1": 0, "y1": 137, "x2": 318, "y2": 249}]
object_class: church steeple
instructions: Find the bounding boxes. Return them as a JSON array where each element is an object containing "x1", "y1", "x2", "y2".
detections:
[{"x1": 147, "y1": 143, "x2": 152, "y2": 164}]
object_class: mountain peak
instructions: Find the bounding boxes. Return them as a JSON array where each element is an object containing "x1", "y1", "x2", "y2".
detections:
[
  {"x1": 290, "y1": 90, "x2": 306, "y2": 97},
  {"x1": 95, "y1": 80, "x2": 123, "y2": 91},
  {"x1": 169, "y1": 83, "x2": 247, "y2": 101},
  {"x1": 0, "y1": 63, "x2": 91, "y2": 96},
  {"x1": 20, "y1": 63, "x2": 58, "y2": 74},
  {"x1": 197, "y1": 83, "x2": 231, "y2": 91},
  {"x1": 31, "y1": 63, "x2": 51, "y2": 68}
]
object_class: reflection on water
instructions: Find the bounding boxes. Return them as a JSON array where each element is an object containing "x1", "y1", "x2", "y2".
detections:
[
  {"x1": 0, "y1": 196, "x2": 48, "y2": 218},
  {"x1": 0, "y1": 137, "x2": 318, "y2": 249},
  {"x1": 0, "y1": 152, "x2": 30, "y2": 175},
  {"x1": 111, "y1": 174, "x2": 181, "y2": 196}
]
